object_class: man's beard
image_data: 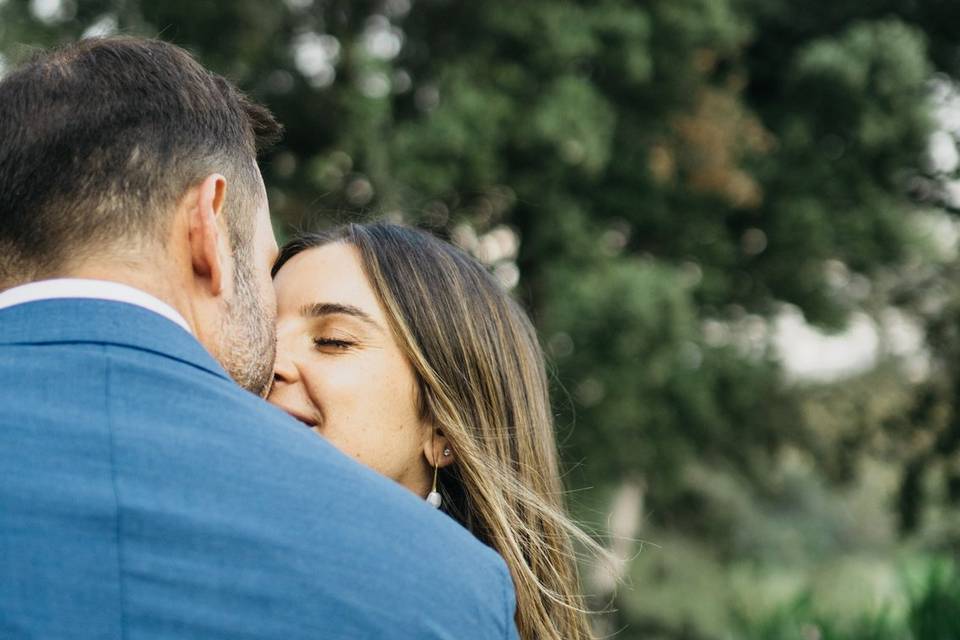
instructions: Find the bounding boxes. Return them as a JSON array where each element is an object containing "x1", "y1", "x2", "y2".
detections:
[{"x1": 220, "y1": 250, "x2": 276, "y2": 397}]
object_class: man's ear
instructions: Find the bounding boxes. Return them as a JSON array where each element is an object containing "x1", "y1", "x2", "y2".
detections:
[
  {"x1": 188, "y1": 174, "x2": 229, "y2": 296},
  {"x1": 423, "y1": 428, "x2": 456, "y2": 469}
]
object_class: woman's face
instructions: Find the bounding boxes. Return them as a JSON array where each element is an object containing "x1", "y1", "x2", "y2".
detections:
[{"x1": 269, "y1": 242, "x2": 435, "y2": 496}]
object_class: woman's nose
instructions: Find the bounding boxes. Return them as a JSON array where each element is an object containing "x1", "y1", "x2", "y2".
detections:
[
  {"x1": 272, "y1": 347, "x2": 300, "y2": 385},
  {"x1": 273, "y1": 365, "x2": 295, "y2": 385}
]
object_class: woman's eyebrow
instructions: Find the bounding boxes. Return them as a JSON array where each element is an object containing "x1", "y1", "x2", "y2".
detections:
[{"x1": 299, "y1": 302, "x2": 383, "y2": 332}]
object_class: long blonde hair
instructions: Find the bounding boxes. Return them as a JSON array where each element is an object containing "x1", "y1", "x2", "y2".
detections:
[{"x1": 274, "y1": 222, "x2": 601, "y2": 640}]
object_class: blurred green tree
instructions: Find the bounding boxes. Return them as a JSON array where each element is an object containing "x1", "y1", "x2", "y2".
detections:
[
  {"x1": 0, "y1": 0, "x2": 951, "y2": 541},
  {"x1": 5, "y1": 1, "x2": 960, "y2": 636}
]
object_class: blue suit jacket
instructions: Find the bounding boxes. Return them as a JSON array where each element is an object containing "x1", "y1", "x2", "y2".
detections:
[{"x1": 0, "y1": 299, "x2": 519, "y2": 639}]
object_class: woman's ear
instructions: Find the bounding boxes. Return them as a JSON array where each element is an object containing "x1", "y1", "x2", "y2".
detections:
[{"x1": 423, "y1": 428, "x2": 455, "y2": 469}]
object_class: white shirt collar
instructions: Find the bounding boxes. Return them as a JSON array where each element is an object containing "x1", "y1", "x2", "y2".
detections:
[{"x1": 0, "y1": 278, "x2": 193, "y2": 335}]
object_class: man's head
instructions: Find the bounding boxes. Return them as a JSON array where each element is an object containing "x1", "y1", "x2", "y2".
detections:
[{"x1": 0, "y1": 36, "x2": 282, "y2": 395}]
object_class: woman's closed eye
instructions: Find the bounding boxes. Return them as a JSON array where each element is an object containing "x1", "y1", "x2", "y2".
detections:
[{"x1": 313, "y1": 336, "x2": 356, "y2": 351}]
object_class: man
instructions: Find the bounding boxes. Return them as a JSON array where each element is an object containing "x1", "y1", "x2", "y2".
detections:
[{"x1": 0, "y1": 37, "x2": 519, "y2": 639}]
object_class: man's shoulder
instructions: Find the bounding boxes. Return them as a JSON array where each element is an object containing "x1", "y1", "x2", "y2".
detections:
[
  {"x1": 129, "y1": 358, "x2": 509, "y2": 568},
  {"x1": 0, "y1": 302, "x2": 518, "y2": 638},
  {"x1": 105, "y1": 346, "x2": 517, "y2": 636}
]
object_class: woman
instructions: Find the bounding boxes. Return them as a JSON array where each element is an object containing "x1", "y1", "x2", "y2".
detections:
[{"x1": 269, "y1": 222, "x2": 599, "y2": 640}]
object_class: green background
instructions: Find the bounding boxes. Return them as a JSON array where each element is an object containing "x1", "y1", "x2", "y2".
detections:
[{"x1": 5, "y1": 0, "x2": 960, "y2": 637}]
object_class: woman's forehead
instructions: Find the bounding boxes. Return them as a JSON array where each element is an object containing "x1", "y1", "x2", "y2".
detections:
[{"x1": 273, "y1": 243, "x2": 385, "y2": 323}]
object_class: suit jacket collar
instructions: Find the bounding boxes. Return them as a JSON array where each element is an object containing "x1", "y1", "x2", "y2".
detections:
[
  {"x1": 0, "y1": 298, "x2": 231, "y2": 382},
  {"x1": 0, "y1": 278, "x2": 193, "y2": 334}
]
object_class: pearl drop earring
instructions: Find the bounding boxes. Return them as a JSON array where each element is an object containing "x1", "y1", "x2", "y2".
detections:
[
  {"x1": 426, "y1": 462, "x2": 442, "y2": 508},
  {"x1": 426, "y1": 448, "x2": 451, "y2": 508}
]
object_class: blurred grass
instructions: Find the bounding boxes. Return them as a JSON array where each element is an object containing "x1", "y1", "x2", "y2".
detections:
[
  {"x1": 600, "y1": 453, "x2": 958, "y2": 639},
  {"x1": 732, "y1": 556, "x2": 960, "y2": 640},
  {"x1": 621, "y1": 540, "x2": 912, "y2": 639},
  {"x1": 610, "y1": 552, "x2": 960, "y2": 639}
]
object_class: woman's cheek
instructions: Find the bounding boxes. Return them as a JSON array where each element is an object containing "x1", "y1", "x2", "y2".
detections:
[{"x1": 314, "y1": 358, "x2": 382, "y2": 414}]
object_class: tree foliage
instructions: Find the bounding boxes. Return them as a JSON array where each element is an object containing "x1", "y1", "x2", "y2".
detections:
[{"x1": 5, "y1": 1, "x2": 960, "y2": 636}]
